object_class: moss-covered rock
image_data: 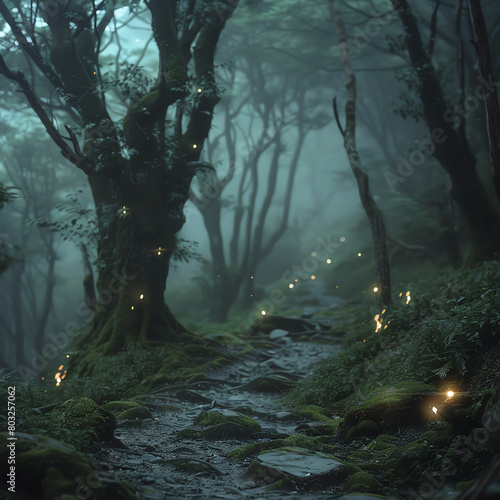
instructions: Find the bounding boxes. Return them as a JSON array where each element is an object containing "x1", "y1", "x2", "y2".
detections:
[
  {"x1": 102, "y1": 400, "x2": 145, "y2": 414},
  {"x1": 228, "y1": 435, "x2": 335, "y2": 462},
  {"x1": 193, "y1": 409, "x2": 261, "y2": 431},
  {"x1": 342, "y1": 382, "x2": 437, "y2": 439},
  {"x1": 50, "y1": 397, "x2": 116, "y2": 444},
  {"x1": 345, "y1": 471, "x2": 380, "y2": 494},
  {"x1": 117, "y1": 406, "x2": 154, "y2": 421},
  {"x1": 0, "y1": 432, "x2": 136, "y2": 500}
]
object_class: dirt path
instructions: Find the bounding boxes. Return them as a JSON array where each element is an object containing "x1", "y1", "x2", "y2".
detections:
[{"x1": 92, "y1": 326, "x2": 341, "y2": 499}]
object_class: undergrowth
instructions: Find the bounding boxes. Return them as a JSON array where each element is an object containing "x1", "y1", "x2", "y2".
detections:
[{"x1": 289, "y1": 261, "x2": 500, "y2": 408}]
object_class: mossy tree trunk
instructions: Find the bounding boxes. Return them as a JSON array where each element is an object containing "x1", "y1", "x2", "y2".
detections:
[{"x1": 0, "y1": 1, "x2": 238, "y2": 363}]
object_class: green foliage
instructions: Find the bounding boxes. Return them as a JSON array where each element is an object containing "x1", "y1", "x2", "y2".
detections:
[{"x1": 292, "y1": 262, "x2": 500, "y2": 408}]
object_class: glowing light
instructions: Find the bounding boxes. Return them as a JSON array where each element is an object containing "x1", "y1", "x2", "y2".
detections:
[
  {"x1": 406, "y1": 291, "x2": 411, "y2": 304},
  {"x1": 158, "y1": 251, "x2": 161, "y2": 255},
  {"x1": 57, "y1": 377, "x2": 61, "y2": 383},
  {"x1": 66, "y1": 355, "x2": 70, "y2": 358},
  {"x1": 357, "y1": 252, "x2": 362, "y2": 257},
  {"x1": 197, "y1": 88, "x2": 202, "y2": 93},
  {"x1": 326, "y1": 259, "x2": 332, "y2": 264},
  {"x1": 311, "y1": 275, "x2": 316, "y2": 280},
  {"x1": 131, "y1": 306, "x2": 135, "y2": 310},
  {"x1": 251, "y1": 276, "x2": 254, "y2": 279},
  {"x1": 136, "y1": 38, "x2": 139, "y2": 42},
  {"x1": 340, "y1": 237, "x2": 346, "y2": 242},
  {"x1": 139, "y1": 294, "x2": 144, "y2": 300},
  {"x1": 56, "y1": 382, "x2": 60, "y2": 387},
  {"x1": 193, "y1": 144, "x2": 198, "y2": 149},
  {"x1": 93, "y1": 71, "x2": 96, "y2": 75},
  {"x1": 261, "y1": 311, "x2": 266, "y2": 316},
  {"x1": 295, "y1": 279, "x2": 298, "y2": 282},
  {"x1": 399, "y1": 292, "x2": 403, "y2": 297},
  {"x1": 432, "y1": 407, "x2": 438, "y2": 414},
  {"x1": 289, "y1": 284, "x2": 294, "y2": 289},
  {"x1": 374, "y1": 313, "x2": 382, "y2": 333},
  {"x1": 58, "y1": 365, "x2": 63, "y2": 371},
  {"x1": 447, "y1": 391, "x2": 455, "y2": 398},
  {"x1": 55, "y1": 372, "x2": 61, "y2": 379},
  {"x1": 382, "y1": 309, "x2": 386, "y2": 314},
  {"x1": 123, "y1": 210, "x2": 126, "y2": 214},
  {"x1": 311, "y1": 252, "x2": 317, "y2": 257},
  {"x1": 373, "y1": 286, "x2": 379, "y2": 293}
]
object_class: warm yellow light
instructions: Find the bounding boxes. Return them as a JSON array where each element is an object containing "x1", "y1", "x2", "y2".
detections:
[
  {"x1": 357, "y1": 252, "x2": 362, "y2": 257},
  {"x1": 123, "y1": 210, "x2": 126, "y2": 214},
  {"x1": 311, "y1": 275, "x2": 316, "y2": 280},
  {"x1": 139, "y1": 294, "x2": 144, "y2": 300},
  {"x1": 447, "y1": 391, "x2": 454, "y2": 398},
  {"x1": 66, "y1": 355, "x2": 70, "y2": 358},
  {"x1": 432, "y1": 407, "x2": 437, "y2": 414},
  {"x1": 326, "y1": 259, "x2": 332, "y2": 264},
  {"x1": 382, "y1": 309, "x2": 386, "y2": 314},
  {"x1": 56, "y1": 382, "x2": 60, "y2": 387},
  {"x1": 158, "y1": 251, "x2": 161, "y2": 255},
  {"x1": 193, "y1": 144, "x2": 198, "y2": 149},
  {"x1": 399, "y1": 292, "x2": 403, "y2": 297},
  {"x1": 55, "y1": 372, "x2": 61, "y2": 379},
  {"x1": 289, "y1": 284, "x2": 294, "y2": 289},
  {"x1": 58, "y1": 365, "x2": 64, "y2": 371},
  {"x1": 373, "y1": 286, "x2": 379, "y2": 293},
  {"x1": 197, "y1": 88, "x2": 202, "y2": 93},
  {"x1": 295, "y1": 279, "x2": 298, "y2": 282},
  {"x1": 251, "y1": 276, "x2": 254, "y2": 279},
  {"x1": 131, "y1": 306, "x2": 135, "y2": 310},
  {"x1": 261, "y1": 311, "x2": 266, "y2": 316}
]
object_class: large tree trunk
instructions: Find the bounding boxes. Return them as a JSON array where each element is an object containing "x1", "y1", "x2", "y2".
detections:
[{"x1": 391, "y1": 0, "x2": 500, "y2": 264}]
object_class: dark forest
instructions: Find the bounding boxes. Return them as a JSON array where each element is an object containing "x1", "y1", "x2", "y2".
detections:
[{"x1": 0, "y1": 1, "x2": 500, "y2": 499}]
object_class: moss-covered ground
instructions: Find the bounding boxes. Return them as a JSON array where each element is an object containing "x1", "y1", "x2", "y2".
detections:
[{"x1": 1, "y1": 262, "x2": 499, "y2": 498}]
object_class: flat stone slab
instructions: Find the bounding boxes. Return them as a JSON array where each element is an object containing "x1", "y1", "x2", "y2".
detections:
[{"x1": 257, "y1": 446, "x2": 345, "y2": 478}]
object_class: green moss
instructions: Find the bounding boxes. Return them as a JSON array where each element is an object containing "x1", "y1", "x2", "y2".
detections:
[
  {"x1": 345, "y1": 471, "x2": 380, "y2": 494},
  {"x1": 193, "y1": 409, "x2": 261, "y2": 431},
  {"x1": 50, "y1": 397, "x2": 115, "y2": 445},
  {"x1": 117, "y1": 406, "x2": 153, "y2": 421},
  {"x1": 227, "y1": 435, "x2": 334, "y2": 462},
  {"x1": 291, "y1": 405, "x2": 343, "y2": 433},
  {"x1": 342, "y1": 382, "x2": 436, "y2": 437},
  {"x1": 0, "y1": 432, "x2": 137, "y2": 500},
  {"x1": 102, "y1": 400, "x2": 146, "y2": 414}
]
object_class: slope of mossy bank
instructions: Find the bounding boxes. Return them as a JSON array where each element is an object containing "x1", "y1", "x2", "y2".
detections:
[
  {"x1": 0, "y1": 328, "x2": 251, "y2": 453},
  {"x1": 284, "y1": 261, "x2": 500, "y2": 497}
]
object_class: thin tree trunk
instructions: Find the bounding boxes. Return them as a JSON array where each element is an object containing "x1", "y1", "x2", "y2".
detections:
[{"x1": 330, "y1": 0, "x2": 391, "y2": 307}]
